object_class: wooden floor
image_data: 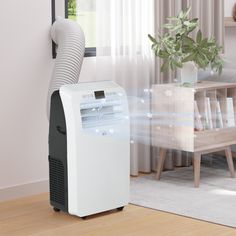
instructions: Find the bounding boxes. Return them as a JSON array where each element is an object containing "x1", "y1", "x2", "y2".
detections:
[{"x1": 0, "y1": 193, "x2": 235, "y2": 236}]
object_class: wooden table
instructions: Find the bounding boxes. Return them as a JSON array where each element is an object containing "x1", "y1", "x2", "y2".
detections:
[{"x1": 152, "y1": 81, "x2": 236, "y2": 187}]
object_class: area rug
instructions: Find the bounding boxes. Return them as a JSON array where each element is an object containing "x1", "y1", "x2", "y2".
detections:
[{"x1": 130, "y1": 157, "x2": 236, "y2": 228}]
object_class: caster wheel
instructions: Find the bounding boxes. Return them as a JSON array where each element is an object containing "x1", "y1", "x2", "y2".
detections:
[
  {"x1": 53, "y1": 207, "x2": 60, "y2": 212},
  {"x1": 81, "y1": 216, "x2": 87, "y2": 220},
  {"x1": 117, "y1": 206, "x2": 124, "y2": 211}
]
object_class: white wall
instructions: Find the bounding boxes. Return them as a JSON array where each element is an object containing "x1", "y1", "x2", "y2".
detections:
[
  {"x1": 0, "y1": 0, "x2": 97, "y2": 201},
  {"x1": 0, "y1": 1, "x2": 52, "y2": 190},
  {"x1": 0, "y1": 0, "x2": 97, "y2": 200}
]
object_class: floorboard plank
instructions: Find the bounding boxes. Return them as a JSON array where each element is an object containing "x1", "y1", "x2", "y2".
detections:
[{"x1": 0, "y1": 193, "x2": 235, "y2": 236}]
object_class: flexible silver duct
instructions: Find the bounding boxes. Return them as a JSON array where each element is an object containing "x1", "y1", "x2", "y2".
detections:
[{"x1": 47, "y1": 18, "x2": 85, "y2": 118}]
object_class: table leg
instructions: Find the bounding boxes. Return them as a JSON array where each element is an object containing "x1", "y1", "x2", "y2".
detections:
[
  {"x1": 194, "y1": 153, "x2": 201, "y2": 188},
  {"x1": 225, "y1": 146, "x2": 235, "y2": 178},
  {"x1": 156, "y1": 148, "x2": 167, "y2": 180}
]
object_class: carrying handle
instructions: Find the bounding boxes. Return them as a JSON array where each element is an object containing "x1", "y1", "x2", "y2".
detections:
[{"x1": 56, "y1": 126, "x2": 66, "y2": 135}]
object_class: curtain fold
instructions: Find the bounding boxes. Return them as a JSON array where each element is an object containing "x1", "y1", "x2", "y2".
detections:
[
  {"x1": 96, "y1": 0, "x2": 155, "y2": 176},
  {"x1": 96, "y1": 0, "x2": 225, "y2": 175}
]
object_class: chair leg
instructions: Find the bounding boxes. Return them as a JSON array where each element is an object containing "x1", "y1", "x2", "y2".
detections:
[
  {"x1": 156, "y1": 148, "x2": 167, "y2": 180},
  {"x1": 193, "y1": 153, "x2": 201, "y2": 188},
  {"x1": 225, "y1": 146, "x2": 235, "y2": 178}
]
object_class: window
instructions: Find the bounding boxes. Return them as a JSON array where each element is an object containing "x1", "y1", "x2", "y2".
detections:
[{"x1": 66, "y1": 0, "x2": 96, "y2": 57}]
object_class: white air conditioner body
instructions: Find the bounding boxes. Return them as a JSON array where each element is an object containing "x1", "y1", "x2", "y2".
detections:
[{"x1": 49, "y1": 81, "x2": 130, "y2": 218}]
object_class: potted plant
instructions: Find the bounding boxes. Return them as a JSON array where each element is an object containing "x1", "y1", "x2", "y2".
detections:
[{"x1": 148, "y1": 7, "x2": 224, "y2": 85}]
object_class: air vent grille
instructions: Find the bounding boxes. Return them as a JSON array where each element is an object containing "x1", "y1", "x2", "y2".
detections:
[
  {"x1": 80, "y1": 103, "x2": 124, "y2": 128},
  {"x1": 49, "y1": 157, "x2": 65, "y2": 206}
]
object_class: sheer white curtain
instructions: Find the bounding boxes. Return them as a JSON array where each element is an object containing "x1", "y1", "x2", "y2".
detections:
[{"x1": 96, "y1": 0, "x2": 155, "y2": 176}]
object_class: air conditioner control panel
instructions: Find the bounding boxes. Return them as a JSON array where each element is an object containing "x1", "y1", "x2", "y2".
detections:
[{"x1": 80, "y1": 90, "x2": 127, "y2": 135}]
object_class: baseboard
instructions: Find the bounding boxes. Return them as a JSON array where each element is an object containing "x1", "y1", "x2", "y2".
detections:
[{"x1": 0, "y1": 180, "x2": 49, "y2": 202}]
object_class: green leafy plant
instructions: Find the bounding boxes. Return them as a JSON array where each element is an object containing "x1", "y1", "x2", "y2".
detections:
[
  {"x1": 68, "y1": 0, "x2": 77, "y2": 16},
  {"x1": 148, "y1": 7, "x2": 224, "y2": 74}
]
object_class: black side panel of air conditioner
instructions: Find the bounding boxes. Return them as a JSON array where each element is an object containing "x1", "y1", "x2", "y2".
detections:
[{"x1": 48, "y1": 90, "x2": 68, "y2": 212}]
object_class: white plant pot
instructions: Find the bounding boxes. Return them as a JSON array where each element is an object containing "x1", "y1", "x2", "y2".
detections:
[{"x1": 180, "y1": 61, "x2": 198, "y2": 84}]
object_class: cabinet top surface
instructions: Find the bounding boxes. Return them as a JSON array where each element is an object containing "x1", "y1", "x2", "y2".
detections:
[{"x1": 153, "y1": 81, "x2": 236, "y2": 91}]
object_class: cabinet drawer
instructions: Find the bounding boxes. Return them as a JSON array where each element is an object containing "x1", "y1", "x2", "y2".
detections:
[{"x1": 194, "y1": 127, "x2": 236, "y2": 152}]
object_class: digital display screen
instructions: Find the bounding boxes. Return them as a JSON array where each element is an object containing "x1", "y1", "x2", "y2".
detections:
[{"x1": 94, "y1": 90, "x2": 105, "y2": 99}]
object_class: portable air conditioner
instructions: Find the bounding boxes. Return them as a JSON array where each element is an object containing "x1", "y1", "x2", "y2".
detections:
[{"x1": 48, "y1": 81, "x2": 130, "y2": 218}]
